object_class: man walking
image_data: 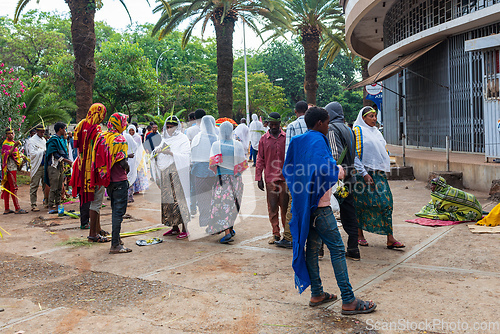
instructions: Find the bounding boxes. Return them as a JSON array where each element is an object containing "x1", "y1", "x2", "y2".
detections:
[
  {"x1": 44, "y1": 122, "x2": 72, "y2": 210},
  {"x1": 325, "y1": 102, "x2": 361, "y2": 260},
  {"x1": 276, "y1": 101, "x2": 309, "y2": 249},
  {"x1": 255, "y1": 112, "x2": 289, "y2": 245},
  {"x1": 94, "y1": 113, "x2": 132, "y2": 254},
  {"x1": 1, "y1": 128, "x2": 28, "y2": 214},
  {"x1": 145, "y1": 123, "x2": 161, "y2": 153},
  {"x1": 28, "y1": 124, "x2": 47, "y2": 211},
  {"x1": 283, "y1": 106, "x2": 376, "y2": 314}
]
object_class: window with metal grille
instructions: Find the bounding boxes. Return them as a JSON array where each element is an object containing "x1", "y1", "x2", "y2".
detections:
[
  {"x1": 484, "y1": 49, "x2": 500, "y2": 100},
  {"x1": 384, "y1": 0, "x2": 500, "y2": 47}
]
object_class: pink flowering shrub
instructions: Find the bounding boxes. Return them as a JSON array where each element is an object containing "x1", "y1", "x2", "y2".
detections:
[{"x1": 0, "y1": 63, "x2": 26, "y2": 138}]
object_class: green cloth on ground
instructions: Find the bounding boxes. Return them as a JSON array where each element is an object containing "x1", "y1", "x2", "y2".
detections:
[{"x1": 416, "y1": 176, "x2": 482, "y2": 221}]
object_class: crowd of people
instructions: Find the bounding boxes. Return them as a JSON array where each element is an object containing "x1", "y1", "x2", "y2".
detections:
[{"x1": 3, "y1": 99, "x2": 489, "y2": 313}]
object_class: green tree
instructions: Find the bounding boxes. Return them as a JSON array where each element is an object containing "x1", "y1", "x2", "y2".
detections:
[
  {"x1": 152, "y1": 0, "x2": 289, "y2": 118},
  {"x1": 94, "y1": 41, "x2": 160, "y2": 118},
  {"x1": 1, "y1": 11, "x2": 67, "y2": 79},
  {"x1": 232, "y1": 72, "x2": 288, "y2": 121},
  {"x1": 268, "y1": 0, "x2": 346, "y2": 105},
  {"x1": 14, "y1": 1, "x2": 139, "y2": 121},
  {"x1": 259, "y1": 40, "x2": 305, "y2": 105}
]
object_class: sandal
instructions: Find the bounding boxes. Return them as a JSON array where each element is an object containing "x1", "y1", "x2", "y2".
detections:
[
  {"x1": 80, "y1": 223, "x2": 90, "y2": 230},
  {"x1": 176, "y1": 232, "x2": 189, "y2": 240},
  {"x1": 14, "y1": 209, "x2": 28, "y2": 214},
  {"x1": 219, "y1": 234, "x2": 234, "y2": 244},
  {"x1": 341, "y1": 299, "x2": 377, "y2": 315},
  {"x1": 31, "y1": 207, "x2": 40, "y2": 212},
  {"x1": 3, "y1": 210, "x2": 14, "y2": 215},
  {"x1": 99, "y1": 230, "x2": 110, "y2": 237},
  {"x1": 309, "y1": 292, "x2": 338, "y2": 307},
  {"x1": 387, "y1": 241, "x2": 405, "y2": 249},
  {"x1": 163, "y1": 228, "x2": 180, "y2": 236},
  {"x1": 358, "y1": 239, "x2": 369, "y2": 247},
  {"x1": 109, "y1": 245, "x2": 132, "y2": 254},
  {"x1": 87, "y1": 234, "x2": 110, "y2": 243}
]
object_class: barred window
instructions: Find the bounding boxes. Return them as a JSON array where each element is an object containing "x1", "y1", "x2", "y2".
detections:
[
  {"x1": 484, "y1": 49, "x2": 500, "y2": 100},
  {"x1": 384, "y1": 0, "x2": 500, "y2": 47}
]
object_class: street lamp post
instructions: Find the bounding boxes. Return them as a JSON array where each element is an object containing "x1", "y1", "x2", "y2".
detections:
[
  {"x1": 243, "y1": 20, "x2": 250, "y2": 124},
  {"x1": 156, "y1": 49, "x2": 171, "y2": 116}
]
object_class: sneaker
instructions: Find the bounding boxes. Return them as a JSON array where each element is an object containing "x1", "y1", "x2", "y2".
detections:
[
  {"x1": 274, "y1": 239, "x2": 292, "y2": 249},
  {"x1": 163, "y1": 228, "x2": 180, "y2": 236}
]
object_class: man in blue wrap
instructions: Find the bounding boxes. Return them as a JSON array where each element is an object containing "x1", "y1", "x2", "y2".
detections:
[{"x1": 283, "y1": 106, "x2": 377, "y2": 315}]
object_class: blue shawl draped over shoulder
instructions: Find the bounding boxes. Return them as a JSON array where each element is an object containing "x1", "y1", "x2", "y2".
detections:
[
  {"x1": 282, "y1": 130, "x2": 340, "y2": 293},
  {"x1": 44, "y1": 134, "x2": 69, "y2": 186}
]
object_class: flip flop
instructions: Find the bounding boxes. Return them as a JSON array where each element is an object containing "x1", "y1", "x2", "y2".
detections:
[
  {"x1": 387, "y1": 241, "x2": 405, "y2": 249},
  {"x1": 136, "y1": 238, "x2": 163, "y2": 246},
  {"x1": 3, "y1": 210, "x2": 14, "y2": 215},
  {"x1": 14, "y1": 209, "x2": 28, "y2": 214},
  {"x1": 358, "y1": 239, "x2": 369, "y2": 247},
  {"x1": 109, "y1": 245, "x2": 132, "y2": 254},
  {"x1": 87, "y1": 234, "x2": 110, "y2": 243},
  {"x1": 80, "y1": 223, "x2": 90, "y2": 230},
  {"x1": 341, "y1": 299, "x2": 377, "y2": 315},
  {"x1": 309, "y1": 292, "x2": 338, "y2": 307}
]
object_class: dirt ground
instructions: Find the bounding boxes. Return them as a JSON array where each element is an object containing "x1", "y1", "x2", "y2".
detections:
[{"x1": 0, "y1": 168, "x2": 499, "y2": 334}]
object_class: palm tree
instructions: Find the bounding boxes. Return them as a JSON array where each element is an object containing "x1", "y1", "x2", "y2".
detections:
[
  {"x1": 152, "y1": 0, "x2": 289, "y2": 118},
  {"x1": 14, "y1": 0, "x2": 136, "y2": 121},
  {"x1": 274, "y1": 0, "x2": 346, "y2": 105}
]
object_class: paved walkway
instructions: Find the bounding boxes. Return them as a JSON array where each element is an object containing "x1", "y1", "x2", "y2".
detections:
[{"x1": 1, "y1": 168, "x2": 499, "y2": 333}]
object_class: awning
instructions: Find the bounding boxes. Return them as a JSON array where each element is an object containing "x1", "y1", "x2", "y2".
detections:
[{"x1": 347, "y1": 41, "x2": 443, "y2": 90}]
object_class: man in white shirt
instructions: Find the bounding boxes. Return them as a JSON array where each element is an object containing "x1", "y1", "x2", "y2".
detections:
[{"x1": 28, "y1": 124, "x2": 48, "y2": 211}]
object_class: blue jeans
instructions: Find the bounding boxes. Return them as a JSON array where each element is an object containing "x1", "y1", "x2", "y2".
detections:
[
  {"x1": 306, "y1": 206, "x2": 355, "y2": 304},
  {"x1": 251, "y1": 148, "x2": 258, "y2": 164},
  {"x1": 107, "y1": 180, "x2": 128, "y2": 247}
]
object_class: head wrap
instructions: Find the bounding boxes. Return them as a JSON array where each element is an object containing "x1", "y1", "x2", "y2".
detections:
[
  {"x1": 162, "y1": 115, "x2": 183, "y2": 138},
  {"x1": 127, "y1": 124, "x2": 142, "y2": 145},
  {"x1": 192, "y1": 115, "x2": 218, "y2": 163},
  {"x1": 267, "y1": 112, "x2": 281, "y2": 122},
  {"x1": 86, "y1": 103, "x2": 107, "y2": 125},
  {"x1": 353, "y1": 107, "x2": 390, "y2": 172}
]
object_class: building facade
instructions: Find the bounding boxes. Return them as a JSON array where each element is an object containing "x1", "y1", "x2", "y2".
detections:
[{"x1": 343, "y1": 0, "x2": 500, "y2": 160}]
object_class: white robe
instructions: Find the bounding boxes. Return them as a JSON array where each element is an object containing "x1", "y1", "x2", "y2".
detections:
[{"x1": 27, "y1": 134, "x2": 46, "y2": 177}]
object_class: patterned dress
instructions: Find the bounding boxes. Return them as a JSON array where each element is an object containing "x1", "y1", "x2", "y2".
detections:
[
  {"x1": 207, "y1": 173, "x2": 244, "y2": 234},
  {"x1": 158, "y1": 164, "x2": 190, "y2": 227}
]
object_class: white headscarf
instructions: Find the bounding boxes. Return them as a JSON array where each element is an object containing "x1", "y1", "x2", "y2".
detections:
[
  {"x1": 127, "y1": 124, "x2": 142, "y2": 145},
  {"x1": 151, "y1": 115, "x2": 191, "y2": 208},
  {"x1": 191, "y1": 115, "x2": 218, "y2": 163},
  {"x1": 27, "y1": 133, "x2": 46, "y2": 177},
  {"x1": 248, "y1": 114, "x2": 264, "y2": 150},
  {"x1": 353, "y1": 107, "x2": 391, "y2": 172},
  {"x1": 209, "y1": 121, "x2": 248, "y2": 174},
  {"x1": 234, "y1": 122, "x2": 249, "y2": 152}
]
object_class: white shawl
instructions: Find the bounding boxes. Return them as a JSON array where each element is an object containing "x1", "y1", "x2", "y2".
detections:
[
  {"x1": 27, "y1": 134, "x2": 46, "y2": 177},
  {"x1": 210, "y1": 121, "x2": 247, "y2": 173},
  {"x1": 191, "y1": 115, "x2": 218, "y2": 163},
  {"x1": 234, "y1": 123, "x2": 249, "y2": 151},
  {"x1": 353, "y1": 107, "x2": 391, "y2": 173},
  {"x1": 151, "y1": 116, "x2": 191, "y2": 209},
  {"x1": 248, "y1": 114, "x2": 264, "y2": 150}
]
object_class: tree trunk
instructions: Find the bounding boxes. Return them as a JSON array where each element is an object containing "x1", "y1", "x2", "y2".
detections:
[
  {"x1": 67, "y1": 0, "x2": 96, "y2": 121},
  {"x1": 213, "y1": 11, "x2": 235, "y2": 119},
  {"x1": 302, "y1": 33, "x2": 320, "y2": 106},
  {"x1": 361, "y1": 58, "x2": 372, "y2": 107}
]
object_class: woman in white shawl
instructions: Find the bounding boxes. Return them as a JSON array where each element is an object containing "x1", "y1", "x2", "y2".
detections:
[
  {"x1": 208, "y1": 121, "x2": 248, "y2": 243},
  {"x1": 126, "y1": 124, "x2": 148, "y2": 202},
  {"x1": 352, "y1": 106, "x2": 405, "y2": 249},
  {"x1": 191, "y1": 116, "x2": 218, "y2": 228},
  {"x1": 248, "y1": 114, "x2": 264, "y2": 166},
  {"x1": 234, "y1": 119, "x2": 249, "y2": 156},
  {"x1": 151, "y1": 115, "x2": 191, "y2": 239}
]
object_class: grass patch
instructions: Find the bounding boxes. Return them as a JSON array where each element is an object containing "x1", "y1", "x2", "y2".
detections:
[
  {"x1": 57, "y1": 237, "x2": 95, "y2": 248},
  {"x1": 17, "y1": 174, "x2": 31, "y2": 186}
]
